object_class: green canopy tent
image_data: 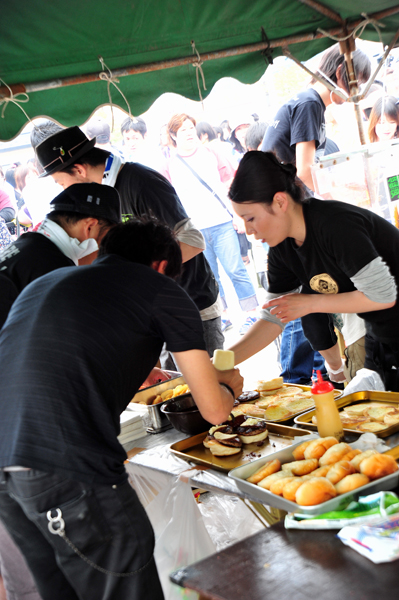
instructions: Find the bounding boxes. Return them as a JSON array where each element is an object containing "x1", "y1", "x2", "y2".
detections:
[{"x1": 1, "y1": 0, "x2": 399, "y2": 141}]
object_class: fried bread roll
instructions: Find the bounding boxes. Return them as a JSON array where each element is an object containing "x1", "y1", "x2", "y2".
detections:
[
  {"x1": 270, "y1": 476, "x2": 297, "y2": 496},
  {"x1": 258, "y1": 469, "x2": 293, "y2": 490},
  {"x1": 295, "y1": 478, "x2": 337, "y2": 505},
  {"x1": 350, "y1": 449, "x2": 378, "y2": 471},
  {"x1": 360, "y1": 454, "x2": 399, "y2": 480},
  {"x1": 303, "y1": 438, "x2": 332, "y2": 460},
  {"x1": 282, "y1": 477, "x2": 312, "y2": 502},
  {"x1": 319, "y1": 442, "x2": 352, "y2": 466},
  {"x1": 310, "y1": 465, "x2": 331, "y2": 478},
  {"x1": 292, "y1": 440, "x2": 313, "y2": 461},
  {"x1": 246, "y1": 459, "x2": 281, "y2": 484},
  {"x1": 342, "y1": 448, "x2": 361, "y2": 462},
  {"x1": 321, "y1": 437, "x2": 341, "y2": 451},
  {"x1": 335, "y1": 473, "x2": 370, "y2": 495},
  {"x1": 326, "y1": 460, "x2": 356, "y2": 484},
  {"x1": 282, "y1": 458, "x2": 318, "y2": 476}
]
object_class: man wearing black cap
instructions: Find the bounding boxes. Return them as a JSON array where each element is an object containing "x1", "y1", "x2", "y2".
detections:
[
  {"x1": 35, "y1": 126, "x2": 224, "y2": 359},
  {"x1": 86, "y1": 118, "x2": 123, "y2": 158},
  {"x1": 0, "y1": 182, "x2": 120, "y2": 328}
]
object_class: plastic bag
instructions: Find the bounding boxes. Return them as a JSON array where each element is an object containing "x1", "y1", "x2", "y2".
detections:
[
  {"x1": 343, "y1": 368, "x2": 385, "y2": 395},
  {"x1": 145, "y1": 472, "x2": 216, "y2": 600},
  {"x1": 338, "y1": 512, "x2": 399, "y2": 563},
  {"x1": 197, "y1": 493, "x2": 264, "y2": 551}
]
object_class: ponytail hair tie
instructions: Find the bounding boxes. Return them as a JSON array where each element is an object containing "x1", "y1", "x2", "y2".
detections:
[{"x1": 280, "y1": 162, "x2": 297, "y2": 178}]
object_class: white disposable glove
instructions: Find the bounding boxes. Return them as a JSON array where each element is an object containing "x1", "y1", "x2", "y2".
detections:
[{"x1": 326, "y1": 358, "x2": 347, "y2": 383}]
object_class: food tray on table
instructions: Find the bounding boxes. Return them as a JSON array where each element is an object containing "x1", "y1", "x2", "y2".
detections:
[
  {"x1": 169, "y1": 423, "x2": 311, "y2": 473},
  {"x1": 129, "y1": 372, "x2": 187, "y2": 433},
  {"x1": 294, "y1": 391, "x2": 399, "y2": 438},
  {"x1": 228, "y1": 439, "x2": 399, "y2": 515},
  {"x1": 233, "y1": 384, "x2": 341, "y2": 423}
]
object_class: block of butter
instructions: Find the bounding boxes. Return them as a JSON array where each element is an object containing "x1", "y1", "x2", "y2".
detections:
[{"x1": 213, "y1": 349, "x2": 235, "y2": 371}]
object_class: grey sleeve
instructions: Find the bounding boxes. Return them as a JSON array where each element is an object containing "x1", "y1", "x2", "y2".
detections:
[
  {"x1": 174, "y1": 218, "x2": 206, "y2": 250},
  {"x1": 350, "y1": 257, "x2": 397, "y2": 303},
  {"x1": 259, "y1": 287, "x2": 302, "y2": 330}
]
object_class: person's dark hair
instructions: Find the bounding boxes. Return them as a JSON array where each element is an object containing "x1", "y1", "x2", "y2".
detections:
[
  {"x1": 46, "y1": 211, "x2": 115, "y2": 238},
  {"x1": 311, "y1": 43, "x2": 371, "y2": 94},
  {"x1": 196, "y1": 121, "x2": 217, "y2": 142},
  {"x1": 121, "y1": 116, "x2": 147, "y2": 137},
  {"x1": 229, "y1": 151, "x2": 306, "y2": 206},
  {"x1": 368, "y1": 96, "x2": 399, "y2": 143},
  {"x1": 5, "y1": 167, "x2": 18, "y2": 188},
  {"x1": 245, "y1": 122, "x2": 268, "y2": 151},
  {"x1": 98, "y1": 216, "x2": 182, "y2": 279},
  {"x1": 213, "y1": 126, "x2": 223, "y2": 140},
  {"x1": 30, "y1": 121, "x2": 63, "y2": 150},
  {"x1": 57, "y1": 147, "x2": 110, "y2": 175}
]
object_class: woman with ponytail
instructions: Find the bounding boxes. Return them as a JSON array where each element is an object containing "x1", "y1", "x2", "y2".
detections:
[{"x1": 227, "y1": 151, "x2": 399, "y2": 392}]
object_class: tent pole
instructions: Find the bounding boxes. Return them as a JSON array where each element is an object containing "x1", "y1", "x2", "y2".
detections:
[
  {"x1": 1, "y1": 6, "x2": 399, "y2": 99},
  {"x1": 297, "y1": 0, "x2": 344, "y2": 24},
  {"x1": 339, "y1": 36, "x2": 366, "y2": 145}
]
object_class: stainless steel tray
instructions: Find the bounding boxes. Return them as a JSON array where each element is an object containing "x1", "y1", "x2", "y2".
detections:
[
  {"x1": 294, "y1": 390, "x2": 399, "y2": 438},
  {"x1": 130, "y1": 371, "x2": 184, "y2": 432},
  {"x1": 228, "y1": 439, "x2": 399, "y2": 515},
  {"x1": 170, "y1": 424, "x2": 311, "y2": 473}
]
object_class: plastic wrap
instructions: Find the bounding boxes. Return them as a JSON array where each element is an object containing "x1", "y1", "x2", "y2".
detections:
[
  {"x1": 197, "y1": 493, "x2": 264, "y2": 551},
  {"x1": 343, "y1": 368, "x2": 385, "y2": 395}
]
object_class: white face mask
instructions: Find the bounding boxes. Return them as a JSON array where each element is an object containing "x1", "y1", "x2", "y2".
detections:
[{"x1": 37, "y1": 219, "x2": 98, "y2": 265}]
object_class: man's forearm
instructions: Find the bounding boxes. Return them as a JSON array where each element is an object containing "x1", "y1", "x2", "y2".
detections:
[
  {"x1": 309, "y1": 290, "x2": 395, "y2": 315},
  {"x1": 228, "y1": 319, "x2": 281, "y2": 365},
  {"x1": 319, "y1": 343, "x2": 342, "y2": 371}
]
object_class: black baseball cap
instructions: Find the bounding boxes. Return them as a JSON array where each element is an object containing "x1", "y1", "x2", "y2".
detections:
[
  {"x1": 86, "y1": 120, "x2": 111, "y2": 144},
  {"x1": 49, "y1": 183, "x2": 121, "y2": 224}
]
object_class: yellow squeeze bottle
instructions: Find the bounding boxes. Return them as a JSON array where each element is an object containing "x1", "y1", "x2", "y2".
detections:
[
  {"x1": 311, "y1": 370, "x2": 344, "y2": 441},
  {"x1": 213, "y1": 349, "x2": 235, "y2": 371}
]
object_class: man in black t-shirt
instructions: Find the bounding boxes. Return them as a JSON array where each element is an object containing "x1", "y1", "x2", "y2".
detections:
[
  {"x1": 0, "y1": 182, "x2": 121, "y2": 328},
  {"x1": 33, "y1": 126, "x2": 223, "y2": 359},
  {"x1": 0, "y1": 218, "x2": 242, "y2": 600}
]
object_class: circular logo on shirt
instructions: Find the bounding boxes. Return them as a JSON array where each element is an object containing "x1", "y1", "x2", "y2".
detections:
[{"x1": 309, "y1": 273, "x2": 339, "y2": 294}]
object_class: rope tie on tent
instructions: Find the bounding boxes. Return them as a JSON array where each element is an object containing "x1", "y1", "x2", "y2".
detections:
[
  {"x1": 191, "y1": 41, "x2": 207, "y2": 104},
  {"x1": 0, "y1": 78, "x2": 32, "y2": 122},
  {"x1": 317, "y1": 13, "x2": 385, "y2": 45},
  {"x1": 98, "y1": 57, "x2": 132, "y2": 130}
]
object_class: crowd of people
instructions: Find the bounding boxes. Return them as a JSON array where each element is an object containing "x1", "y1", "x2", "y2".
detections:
[{"x1": 1, "y1": 41, "x2": 399, "y2": 599}]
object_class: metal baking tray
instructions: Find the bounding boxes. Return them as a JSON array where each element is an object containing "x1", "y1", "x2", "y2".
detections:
[
  {"x1": 294, "y1": 390, "x2": 399, "y2": 438},
  {"x1": 236, "y1": 384, "x2": 341, "y2": 423},
  {"x1": 228, "y1": 439, "x2": 399, "y2": 515},
  {"x1": 130, "y1": 371, "x2": 184, "y2": 433},
  {"x1": 169, "y1": 423, "x2": 311, "y2": 473}
]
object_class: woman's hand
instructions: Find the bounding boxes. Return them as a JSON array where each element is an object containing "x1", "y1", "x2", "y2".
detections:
[{"x1": 263, "y1": 293, "x2": 315, "y2": 322}]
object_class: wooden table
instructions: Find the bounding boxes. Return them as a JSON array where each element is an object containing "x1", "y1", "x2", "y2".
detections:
[{"x1": 170, "y1": 519, "x2": 399, "y2": 600}]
